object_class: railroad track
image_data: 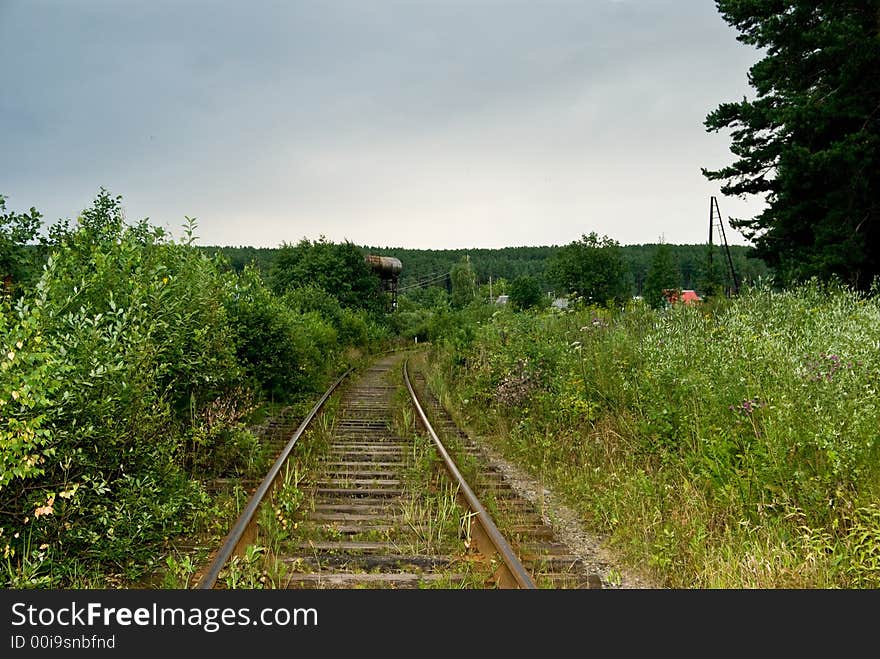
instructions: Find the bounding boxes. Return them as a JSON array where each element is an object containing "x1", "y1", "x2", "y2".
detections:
[
  {"x1": 195, "y1": 351, "x2": 603, "y2": 589},
  {"x1": 405, "y1": 365, "x2": 604, "y2": 589}
]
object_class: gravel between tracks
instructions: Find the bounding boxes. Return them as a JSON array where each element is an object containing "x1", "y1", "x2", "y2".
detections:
[{"x1": 472, "y1": 440, "x2": 661, "y2": 589}]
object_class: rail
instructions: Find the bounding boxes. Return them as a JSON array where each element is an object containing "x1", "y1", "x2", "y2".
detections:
[
  {"x1": 403, "y1": 358, "x2": 537, "y2": 589},
  {"x1": 195, "y1": 367, "x2": 353, "y2": 589}
]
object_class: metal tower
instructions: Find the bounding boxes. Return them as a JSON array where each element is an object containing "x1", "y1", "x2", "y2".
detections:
[{"x1": 708, "y1": 196, "x2": 740, "y2": 296}]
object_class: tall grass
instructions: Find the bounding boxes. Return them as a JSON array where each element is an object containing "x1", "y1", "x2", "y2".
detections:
[{"x1": 428, "y1": 280, "x2": 880, "y2": 587}]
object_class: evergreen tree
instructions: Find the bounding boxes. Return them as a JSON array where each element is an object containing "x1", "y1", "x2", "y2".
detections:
[
  {"x1": 702, "y1": 1, "x2": 880, "y2": 289},
  {"x1": 642, "y1": 242, "x2": 681, "y2": 309},
  {"x1": 698, "y1": 246, "x2": 728, "y2": 301}
]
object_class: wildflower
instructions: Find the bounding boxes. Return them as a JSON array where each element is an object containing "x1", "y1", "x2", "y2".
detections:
[
  {"x1": 730, "y1": 397, "x2": 766, "y2": 417},
  {"x1": 7, "y1": 351, "x2": 14, "y2": 361},
  {"x1": 804, "y1": 352, "x2": 854, "y2": 382}
]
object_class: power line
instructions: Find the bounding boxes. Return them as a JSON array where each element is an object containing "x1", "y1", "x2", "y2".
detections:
[{"x1": 398, "y1": 271, "x2": 450, "y2": 292}]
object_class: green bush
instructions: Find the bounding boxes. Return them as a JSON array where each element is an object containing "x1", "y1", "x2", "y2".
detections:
[{"x1": 0, "y1": 193, "x2": 262, "y2": 584}]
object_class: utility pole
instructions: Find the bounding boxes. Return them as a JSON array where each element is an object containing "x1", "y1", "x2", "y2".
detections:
[{"x1": 709, "y1": 195, "x2": 741, "y2": 296}]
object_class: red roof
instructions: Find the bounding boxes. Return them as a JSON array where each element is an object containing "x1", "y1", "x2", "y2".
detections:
[{"x1": 662, "y1": 289, "x2": 702, "y2": 305}]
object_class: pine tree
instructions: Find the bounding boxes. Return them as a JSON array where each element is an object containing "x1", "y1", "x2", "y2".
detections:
[
  {"x1": 643, "y1": 242, "x2": 681, "y2": 309},
  {"x1": 703, "y1": 1, "x2": 880, "y2": 290}
]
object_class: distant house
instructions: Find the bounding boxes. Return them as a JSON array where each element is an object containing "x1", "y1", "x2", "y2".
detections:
[
  {"x1": 662, "y1": 289, "x2": 702, "y2": 305},
  {"x1": 681, "y1": 290, "x2": 701, "y2": 304},
  {"x1": 495, "y1": 295, "x2": 509, "y2": 305},
  {"x1": 551, "y1": 297, "x2": 569, "y2": 310}
]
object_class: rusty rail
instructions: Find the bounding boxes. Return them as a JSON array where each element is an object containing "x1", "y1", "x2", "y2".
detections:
[
  {"x1": 403, "y1": 358, "x2": 537, "y2": 589},
  {"x1": 196, "y1": 367, "x2": 353, "y2": 589}
]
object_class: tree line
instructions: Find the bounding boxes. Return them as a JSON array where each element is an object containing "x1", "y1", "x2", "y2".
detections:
[{"x1": 203, "y1": 239, "x2": 770, "y2": 306}]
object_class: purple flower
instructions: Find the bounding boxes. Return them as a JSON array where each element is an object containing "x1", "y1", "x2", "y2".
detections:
[{"x1": 731, "y1": 397, "x2": 766, "y2": 417}]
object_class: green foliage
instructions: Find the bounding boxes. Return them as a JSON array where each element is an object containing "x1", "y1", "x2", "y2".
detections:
[
  {"x1": 200, "y1": 245, "x2": 277, "y2": 275},
  {"x1": 546, "y1": 232, "x2": 629, "y2": 305},
  {"x1": 399, "y1": 285, "x2": 449, "y2": 311},
  {"x1": 215, "y1": 241, "x2": 770, "y2": 302},
  {"x1": 625, "y1": 243, "x2": 769, "y2": 298},
  {"x1": 449, "y1": 257, "x2": 477, "y2": 310},
  {"x1": 284, "y1": 282, "x2": 344, "y2": 321},
  {"x1": 642, "y1": 242, "x2": 681, "y2": 308},
  {"x1": 0, "y1": 192, "x2": 254, "y2": 582},
  {"x1": 697, "y1": 246, "x2": 729, "y2": 301},
  {"x1": 223, "y1": 266, "x2": 348, "y2": 401},
  {"x1": 367, "y1": 245, "x2": 556, "y2": 293},
  {"x1": 280, "y1": 282, "x2": 382, "y2": 348},
  {"x1": 0, "y1": 194, "x2": 43, "y2": 295},
  {"x1": 0, "y1": 189, "x2": 388, "y2": 587},
  {"x1": 268, "y1": 237, "x2": 385, "y2": 314},
  {"x1": 0, "y1": 299, "x2": 57, "y2": 489},
  {"x1": 48, "y1": 187, "x2": 126, "y2": 247},
  {"x1": 388, "y1": 297, "x2": 437, "y2": 343},
  {"x1": 703, "y1": 1, "x2": 880, "y2": 290},
  {"x1": 429, "y1": 280, "x2": 880, "y2": 587},
  {"x1": 508, "y1": 275, "x2": 545, "y2": 311}
]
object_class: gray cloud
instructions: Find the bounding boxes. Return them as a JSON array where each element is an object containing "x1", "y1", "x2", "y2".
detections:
[{"x1": 1, "y1": 0, "x2": 763, "y2": 248}]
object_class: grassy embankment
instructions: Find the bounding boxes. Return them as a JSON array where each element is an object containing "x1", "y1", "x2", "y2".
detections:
[{"x1": 424, "y1": 281, "x2": 880, "y2": 588}]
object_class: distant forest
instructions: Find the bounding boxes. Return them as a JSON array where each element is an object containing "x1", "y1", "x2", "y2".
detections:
[{"x1": 203, "y1": 242, "x2": 771, "y2": 299}]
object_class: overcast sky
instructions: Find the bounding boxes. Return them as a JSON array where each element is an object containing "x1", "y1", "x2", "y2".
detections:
[{"x1": 1, "y1": 1, "x2": 764, "y2": 249}]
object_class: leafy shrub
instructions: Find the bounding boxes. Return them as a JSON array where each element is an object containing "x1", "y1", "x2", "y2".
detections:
[
  {"x1": 223, "y1": 267, "x2": 346, "y2": 400},
  {"x1": 1, "y1": 193, "x2": 247, "y2": 584}
]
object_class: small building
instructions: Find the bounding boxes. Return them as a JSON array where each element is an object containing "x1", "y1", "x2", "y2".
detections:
[
  {"x1": 495, "y1": 295, "x2": 509, "y2": 305},
  {"x1": 663, "y1": 289, "x2": 702, "y2": 305},
  {"x1": 680, "y1": 290, "x2": 701, "y2": 304}
]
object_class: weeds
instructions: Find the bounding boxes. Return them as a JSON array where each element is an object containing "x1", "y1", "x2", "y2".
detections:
[{"x1": 427, "y1": 280, "x2": 880, "y2": 587}]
